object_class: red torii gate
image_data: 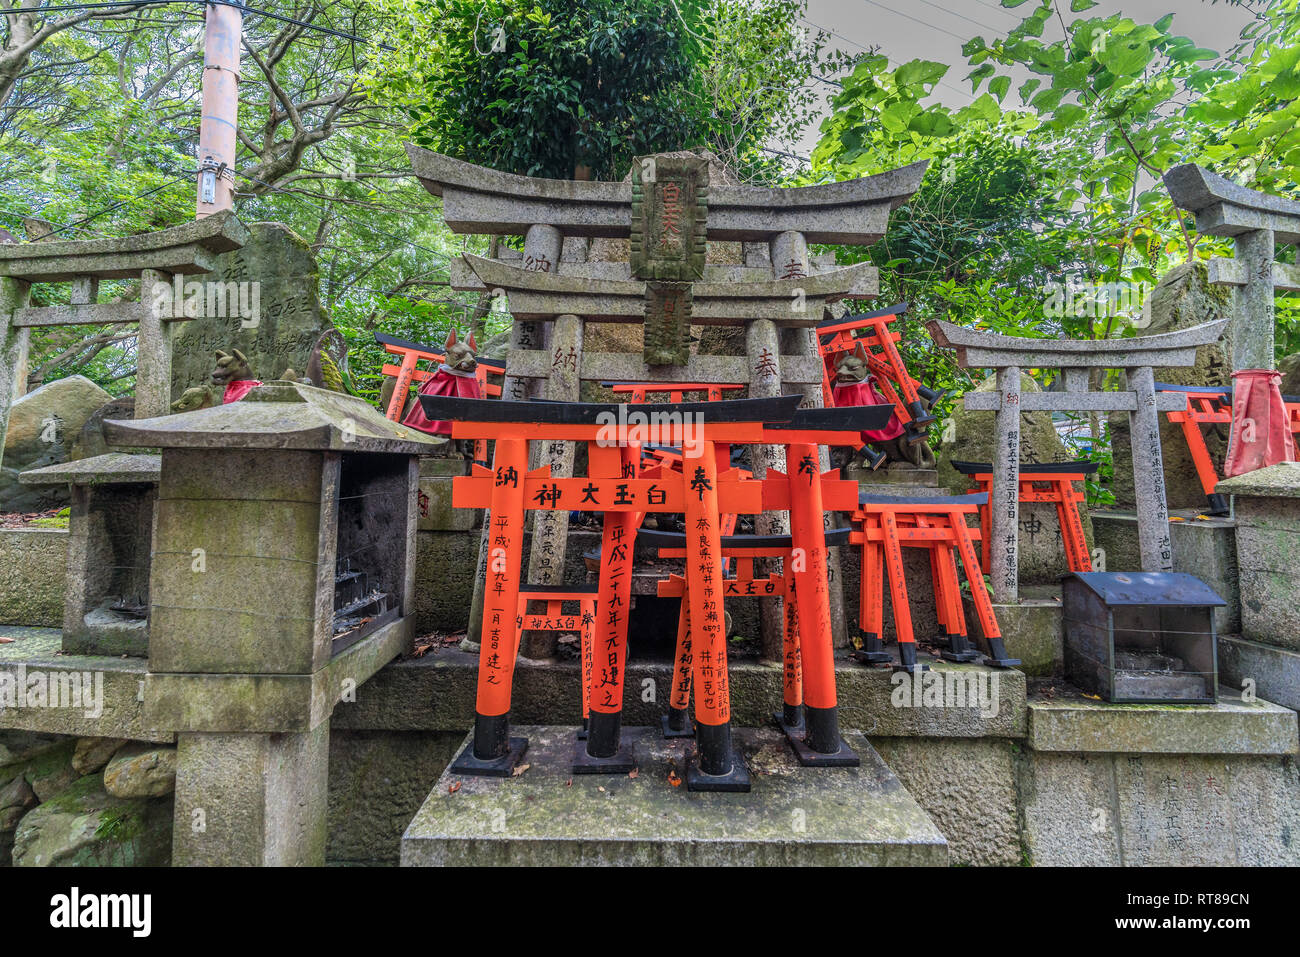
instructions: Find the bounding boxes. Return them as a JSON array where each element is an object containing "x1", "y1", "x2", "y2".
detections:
[
  {"x1": 817, "y1": 303, "x2": 944, "y2": 441},
  {"x1": 421, "y1": 393, "x2": 892, "y2": 790},
  {"x1": 425, "y1": 393, "x2": 795, "y2": 790}
]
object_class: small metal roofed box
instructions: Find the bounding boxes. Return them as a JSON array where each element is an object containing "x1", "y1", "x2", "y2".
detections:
[{"x1": 1063, "y1": 571, "x2": 1225, "y2": 704}]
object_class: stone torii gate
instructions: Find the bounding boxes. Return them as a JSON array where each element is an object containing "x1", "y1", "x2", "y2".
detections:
[
  {"x1": 927, "y1": 318, "x2": 1229, "y2": 602},
  {"x1": 407, "y1": 145, "x2": 925, "y2": 654},
  {"x1": 0, "y1": 212, "x2": 250, "y2": 466},
  {"x1": 1164, "y1": 164, "x2": 1300, "y2": 371}
]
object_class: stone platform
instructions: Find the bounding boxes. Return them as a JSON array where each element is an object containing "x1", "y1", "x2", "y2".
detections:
[{"x1": 401, "y1": 725, "x2": 947, "y2": 866}]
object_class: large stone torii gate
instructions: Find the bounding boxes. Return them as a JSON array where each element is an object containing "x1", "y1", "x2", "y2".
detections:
[{"x1": 408, "y1": 146, "x2": 926, "y2": 655}]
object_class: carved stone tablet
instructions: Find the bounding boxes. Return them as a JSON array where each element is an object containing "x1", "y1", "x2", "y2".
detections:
[{"x1": 630, "y1": 155, "x2": 707, "y2": 283}]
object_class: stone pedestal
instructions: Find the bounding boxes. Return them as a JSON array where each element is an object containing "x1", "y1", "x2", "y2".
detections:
[
  {"x1": 402, "y1": 725, "x2": 946, "y2": 866},
  {"x1": 1216, "y1": 463, "x2": 1300, "y2": 710},
  {"x1": 104, "y1": 381, "x2": 434, "y2": 864},
  {"x1": 173, "y1": 723, "x2": 329, "y2": 866}
]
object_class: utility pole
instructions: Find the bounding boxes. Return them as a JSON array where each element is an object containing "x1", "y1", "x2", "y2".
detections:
[{"x1": 196, "y1": 1, "x2": 242, "y2": 217}]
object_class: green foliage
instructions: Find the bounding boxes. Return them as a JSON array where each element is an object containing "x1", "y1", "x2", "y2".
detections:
[{"x1": 368, "y1": 0, "x2": 835, "y2": 181}]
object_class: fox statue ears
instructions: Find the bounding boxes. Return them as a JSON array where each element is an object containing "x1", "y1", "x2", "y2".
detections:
[
  {"x1": 853, "y1": 342, "x2": 869, "y2": 362},
  {"x1": 444, "y1": 329, "x2": 478, "y2": 353},
  {"x1": 233, "y1": 349, "x2": 247, "y2": 363},
  {"x1": 214, "y1": 350, "x2": 228, "y2": 359}
]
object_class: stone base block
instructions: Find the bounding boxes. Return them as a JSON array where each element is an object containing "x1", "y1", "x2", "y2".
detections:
[
  {"x1": 964, "y1": 595, "x2": 1062, "y2": 677},
  {"x1": 1218, "y1": 635, "x2": 1300, "y2": 712},
  {"x1": 401, "y1": 725, "x2": 947, "y2": 866}
]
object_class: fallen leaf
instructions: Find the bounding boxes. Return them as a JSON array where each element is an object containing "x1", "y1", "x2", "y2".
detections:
[
  {"x1": 627, "y1": 768, "x2": 639, "y2": 779},
  {"x1": 448, "y1": 781, "x2": 462, "y2": 794},
  {"x1": 566, "y1": 778, "x2": 573, "y2": 787},
  {"x1": 668, "y1": 770, "x2": 682, "y2": 788},
  {"x1": 598, "y1": 786, "x2": 606, "y2": 792},
  {"x1": 1081, "y1": 692, "x2": 1102, "y2": 700},
  {"x1": 511, "y1": 762, "x2": 530, "y2": 777}
]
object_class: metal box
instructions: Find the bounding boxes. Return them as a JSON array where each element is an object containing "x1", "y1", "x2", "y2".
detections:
[{"x1": 1063, "y1": 572, "x2": 1223, "y2": 704}]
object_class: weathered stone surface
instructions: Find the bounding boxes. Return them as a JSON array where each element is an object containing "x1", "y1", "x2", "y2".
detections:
[
  {"x1": 71, "y1": 737, "x2": 126, "y2": 775},
  {"x1": 0, "y1": 730, "x2": 66, "y2": 767},
  {"x1": 1020, "y1": 749, "x2": 1300, "y2": 866},
  {"x1": 0, "y1": 770, "x2": 38, "y2": 864},
  {"x1": 326, "y1": 729, "x2": 462, "y2": 865},
  {"x1": 333, "y1": 648, "x2": 1028, "y2": 740},
  {"x1": 24, "y1": 738, "x2": 79, "y2": 801},
  {"x1": 0, "y1": 528, "x2": 66, "y2": 626},
  {"x1": 103, "y1": 743, "x2": 177, "y2": 798},
  {"x1": 965, "y1": 595, "x2": 1062, "y2": 677},
  {"x1": 871, "y1": 736, "x2": 1020, "y2": 866},
  {"x1": 11, "y1": 774, "x2": 172, "y2": 866},
  {"x1": 0, "y1": 209, "x2": 247, "y2": 282},
  {"x1": 1219, "y1": 486, "x2": 1300, "y2": 651},
  {"x1": 937, "y1": 372, "x2": 1094, "y2": 585},
  {"x1": 1090, "y1": 509, "x2": 1240, "y2": 634},
  {"x1": 402, "y1": 726, "x2": 946, "y2": 866},
  {"x1": 170, "y1": 222, "x2": 329, "y2": 401},
  {"x1": 1107, "y1": 263, "x2": 1232, "y2": 509},
  {"x1": 418, "y1": 475, "x2": 475, "y2": 532},
  {"x1": 414, "y1": 530, "x2": 480, "y2": 635},
  {"x1": 0, "y1": 627, "x2": 169, "y2": 742},
  {"x1": 0, "y1": 375, "x2": 111, "y2": 511},
  {"x1": 173, "y1": 722, "x2": 328, "y2": 866},
  {"x1": 1218, "y1": 635, "x2": 1300, "y2": 712},
  {"x1": 71, "y1": 396, "x2": 136, "y2": 461},
  {"x1": 1027, "y1": 686, "x2": 1298, "y2": 755}
]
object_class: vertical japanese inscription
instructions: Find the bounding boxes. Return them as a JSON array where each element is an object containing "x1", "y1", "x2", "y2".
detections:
[
  {"x1": 631, "y1": 154, "x2": 708, "y2": 367},
  {"x1": 684, "y1": 444, "x2": 730, "y2": 726}
]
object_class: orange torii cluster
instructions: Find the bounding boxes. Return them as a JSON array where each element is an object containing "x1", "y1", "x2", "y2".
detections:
[{"x1": 421, "y1": 391, "x2": 893, "y2": 791}]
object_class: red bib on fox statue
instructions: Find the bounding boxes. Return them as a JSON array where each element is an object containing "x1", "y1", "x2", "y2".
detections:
[
  {"x1": 401, "y1": 329, "x2": 481, "y2": 436},
  {"x1": 831, "y1": 343, "x2": 905, "y2": 442}
]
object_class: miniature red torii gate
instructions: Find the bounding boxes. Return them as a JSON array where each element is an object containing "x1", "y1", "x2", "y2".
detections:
[
  {"x1": 423, "y1": 393, "x2": 892, "y2": 789},
  {"x1": 426, "y1": 393, "x2": 798, "y2": 789}
]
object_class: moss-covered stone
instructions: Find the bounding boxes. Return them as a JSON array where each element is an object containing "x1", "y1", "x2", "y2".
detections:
[
  {"x1": 0, "y1": 528, "x2": 67, "y2": 627},
  {"x1": 12, "y1": 773, "x2": 173, "y2": 866}
]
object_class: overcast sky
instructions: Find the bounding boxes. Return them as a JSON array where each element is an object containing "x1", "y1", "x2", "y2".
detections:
[{"x1": 792, "y1": 0, "x2": 1262, "y2": 156}]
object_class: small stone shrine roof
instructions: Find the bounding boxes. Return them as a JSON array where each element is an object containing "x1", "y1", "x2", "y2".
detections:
[{"x1": 103, "y1": 380, "x2": 441, "y2": 454}]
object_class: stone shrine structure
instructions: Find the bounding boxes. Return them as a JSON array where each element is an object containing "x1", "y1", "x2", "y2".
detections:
[{"x1": 407, "y1": 145, "x2": 926, "y2": 655}]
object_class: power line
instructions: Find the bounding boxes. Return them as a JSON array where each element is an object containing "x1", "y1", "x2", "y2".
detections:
[
  {"x1": 859, "y1": 0, "x2": 972, "y2": 43},
  {"x1": 802, "y1": 8, "x2": 976, "y2": 102},
  {"x1": 909, "y1": 0, "x2": 1008, "y2": 34}
]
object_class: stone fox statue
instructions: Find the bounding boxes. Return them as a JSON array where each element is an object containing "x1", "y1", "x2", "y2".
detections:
[
  {"x1": 171, "y1": 349, "x2": 261, "y2": 412},
  {"x1": 170, "y1": 332, "x2": 352, "y2": 414},
  {"x1": 399, "y1": 329, "x2": 481, "y2": 442},
  {"x1": 831, "y1": 343, "x2": 938, "y2": 470}
]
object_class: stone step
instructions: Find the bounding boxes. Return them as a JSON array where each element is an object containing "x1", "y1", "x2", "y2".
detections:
[{"x1": 401, "y1": 725, "x2": 947, "y2": 866}]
